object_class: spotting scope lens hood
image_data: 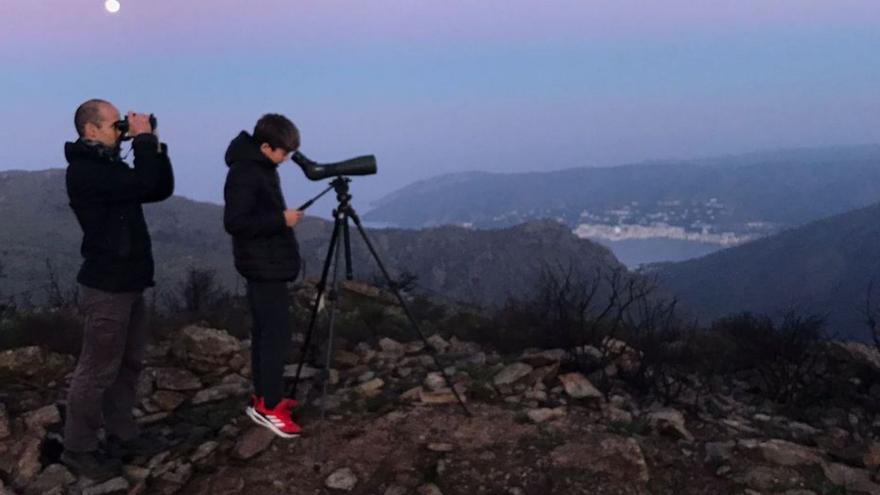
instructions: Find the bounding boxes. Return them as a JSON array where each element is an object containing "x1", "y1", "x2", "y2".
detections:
[{"x1": 292, "y1": 151, "x2": 377, "y2": 181}]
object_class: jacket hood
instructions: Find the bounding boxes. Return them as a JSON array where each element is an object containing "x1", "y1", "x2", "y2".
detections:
[
  {"x1": 64, "y1": 139, "x2": 121, "y2": 164},
  {"x1": 225, "y1": 131, "x2": 276, "y2": 168}
]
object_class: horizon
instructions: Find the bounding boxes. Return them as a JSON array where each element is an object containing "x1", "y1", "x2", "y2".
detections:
[{"x1": 2, "y1": 0, "x2": 879, "y2": 214}]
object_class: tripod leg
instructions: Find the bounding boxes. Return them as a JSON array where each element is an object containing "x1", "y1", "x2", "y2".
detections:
[
  {"x1": 289, "y1": 214, "x2": 343, "y2": 398},
  {"x1": 343, "y1": 214, "x2": 354, "y2": 281},
  {"x1": 347, "y1": 209, "x2": 472, "y2": 417},
  {"x1": 315, "y1": 214, "x2": 345, "y2": 467}
]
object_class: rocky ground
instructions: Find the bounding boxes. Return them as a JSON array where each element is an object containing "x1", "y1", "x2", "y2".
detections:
[{"x1": 2, "y1": 322, "x2": 880, "y2": 494}]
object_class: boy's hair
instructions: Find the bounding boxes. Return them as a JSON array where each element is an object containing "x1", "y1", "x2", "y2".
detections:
[{"x1": 253, "y1": 114, "x2": 300, "y2": 151}]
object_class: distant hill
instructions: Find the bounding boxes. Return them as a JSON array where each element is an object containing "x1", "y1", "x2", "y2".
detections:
[
  {"x1": 652, "y1": 202, "x2": 880, "y2": 340},
  {"x1": 0, "y1": 169, "x2": 624, "y2": 308},
  {"x1": 365, "y1": 145, "x2": 880, "y2": 248}
]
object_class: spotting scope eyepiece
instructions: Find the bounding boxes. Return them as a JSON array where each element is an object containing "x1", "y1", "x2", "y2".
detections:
[{"x1": 292, "y1": 151, "x2": 377, "y2": 181}]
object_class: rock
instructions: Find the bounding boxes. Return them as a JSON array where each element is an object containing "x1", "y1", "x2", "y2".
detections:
[
  {"x1": 151, "y1": 391, "x2": 187, "y2": 412},
  {"x1": 26, "y1": 464, "x2": 75, "y2": 495},
  {"x1": 379, "y1": 338, "x2": 405, "y2": 353},
  {"x1": 558, "y1": 373, "x2": 602, "y2": 400},
  {"x1": 527, "y1": 407, "x2": 566, "y2": 424},
  {"x1": 152, "y1": 367, "x2": 202, "y2": 391},
  {"x1": 357, "y1": 378, "x2": 385, "y2": 396},
  {"x1": 520, "y1": 349, "x2": 568, "y2": 367},
  {"x1": 325, "y1": 467, "x2": 358, "y2": 491},
  {"x1": 233, "y1": 427, "x2": 275, "y2": 460},
  {"x1": 647, "y1": 409, "x2": 694, "y2": 441},
  {"x1": 384, "y1": 485, "x2": 408, "y2": 495},
  {"x1": 13, "y1": 434, "x2": 43, "y2": 486},
  {"x1": 191, "y1": 374, "x2": 250, "y2": 404},
  {"x1": 0, "y1": 404, "x2": 9, "y2": 440},
  {"x1": 0, "y1": 347, "x2": 73, "y2": 383},
  {"x1": 426, "y1": 335, "x2": 449, "y2": 353},
  {"x1": 173, "y1": 325, "x2": 243, "y2": 364},
  {"x1": 400, "y1": 386, "x2": 423, "y2": 401},
  {"x1": 733, "y1": 465, "x2": 802, "y2": 492},
  {"x1": 405, "y1": 341, "x2": 426, "y2": 355},
  {"x1": 420, "y1": 387, "x2": 465, "y2": 405},
  {"x1": 822, "y1": 462, "x2": 880, "y2": 493},
  {"x1": 334, "y1": 350, "x2": 361, "y2": 368},
  {"x1": 493, "y1": 363, "x2": 533, "y2": 386},
  {"x1": 864, "y1": 442, "x2": 880, "y2": 470},
  {"x1": 190, "y1": 441, "x2": 219, "y2": 465},
  {"x1": 426, "y1": 442, "x2": 454, "y2": 453},
  {"x1": 705, "y1": 441, "x2": 736, "y2": 464},
  {"x1": 756, "y1": 439, "x2": 823, "y2": 467},
  {"x1": 424, "y1": 372, "x2": 446, "y2": 392},
  {"x1": 23, "y1": 404, "x2": 60, "y2": 432},
  {"x1": 551, "y1": 434, "x2": 650, "y2": 485},
  {"x1": 82, "y1": 476, "x2": 130, "y2": 495},
  {"x1": 156, "y1": 461, "x2": 193, "y2": 486},
  {"x1": 416, "y1": 483, "x2": 443, "y2": 495},
  {"x1": 604, "y1": 405, "x2": 633, "y2": 425}
]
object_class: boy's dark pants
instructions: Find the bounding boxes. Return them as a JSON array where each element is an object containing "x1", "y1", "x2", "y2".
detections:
[
  {"x1": 64, "y1": 286, "x2": 147, "y2": 453},
  {"x1": 246, "y1": 281, "x2": 293, "y2": 409}
]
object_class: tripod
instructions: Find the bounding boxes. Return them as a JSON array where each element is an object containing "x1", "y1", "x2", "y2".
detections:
[{"x1": 289, "y1": 176, "x2": 471, "y2": 462}]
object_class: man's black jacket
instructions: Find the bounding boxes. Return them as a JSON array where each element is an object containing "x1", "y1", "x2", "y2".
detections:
[
  {"x1": 65, "y1": 135, "x2": 174, "y2": 292},
  {"x1": 223, "y1": 131, "x2": 301, "y2": 282}
]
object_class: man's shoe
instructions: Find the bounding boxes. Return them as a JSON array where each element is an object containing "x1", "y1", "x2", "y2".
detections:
[
  {"x1": 105, "y1": 434, "x2": 164, "y2": 460},
  {"x1": 247, "y1": 397, "x2": 301, "y2": 438},
  {"x1": 60, "y1": 449, "x2": 122, "y2": 482}
]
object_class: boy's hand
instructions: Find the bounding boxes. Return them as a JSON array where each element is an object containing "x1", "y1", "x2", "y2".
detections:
[{"x1": 284, "y1": 209, "x2": 303, "y2": 227}]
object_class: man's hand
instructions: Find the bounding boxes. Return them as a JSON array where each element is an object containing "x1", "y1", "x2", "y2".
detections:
[
  {"x1": 284, "y1": 209, "x2": 303, "y2": 228},
  {"x1": 127, "y1": 111, "x2": 153, "y2": 137}
]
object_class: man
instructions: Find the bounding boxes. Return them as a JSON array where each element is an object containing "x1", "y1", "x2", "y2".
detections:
[
  {"x1": 62, "y1": 99, "x2": 174, "y2": 480},
  {"x1": 224, "y1": 114, "x2": 303, "y2": 438}
]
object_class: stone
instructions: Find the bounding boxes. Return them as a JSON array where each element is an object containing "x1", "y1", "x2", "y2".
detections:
[
  {"x1": 520, "y1": 348, "x2": 568, "y2": 367},
  {"x1": 405, "y1": 341, "x2": 426, "y2": 354},
  {"x1": 550, "y1": 434, "x2": 650, "y2": 484},
  {"x1": 756, "y1": 439, "x2": 823, "y2": 467},
  {"x1": 234, "y1": 427, "x2": 275, "y2": 460},
  {"x1": 357, "y1": 378, "x2": 385, "y2": 396},
  {"x1": 156, "y1": 462, "x2": 193, "y2": 485},
  {"x1": 424, "y1": 372, "x2": 447, "y2": 392},
  {"x1": 379, "y1": 338, "x2": 405, "y2": 353},
  {"x1": 426, "y1": 335, "x2": 450, "y2": 353},
  {"x1": 334, "y1": 350, "x2": 361, "y2": 368},
  {"x1": 384, "y1": 486, "x2": 408, "y2": 495},
  {"x1": 0, "y1": 347, "x2": 73, "y2": 383},
  {"x1": 604, "y1": 405, "x2": 633, "y2": 425},
  {"x1": 151, "y1": 390, "x2": 187, "y2": 412},
  {"x1": 26, "y1": 464, "x2": 75, "y2": 495},
  {"x1": 82, "y1": 477, "x2": 130, "y2": 495},
  {"x1": 733, "y1": 465, "x2": 802, "y2": 492},
  {"x1": 704, "y1": 441, "x2": 736, "y2": 464},
  {"x1": 173, "y1": 325, "x2": 243, "y2": 363},
  {"x1": 821, "y1": 462, "x2": 880, "y2": 494},
  {"x1": 23, "y1": 404, "x2": 61, "y2": 432},
  {"x1": 400, "y1": 386, "x2": 423, "y2": 401},
  {"x1": 325, "y1": 467, "x2": 358, "y2": 491},
  {"x1": 0, "y1": 404, "x2": 9, "y2": 440},
  {"x1": 647, "y1": 409, "x2": 694, "y2": 441},
  {"x1": 493, "y1": 363, "x2": 533, "y2": 386},
  {"x1": 558, "y1": 373, "x2": 602, "y2": 400},
  {"x1": 427, "y1": 442, "x2": 454, "y2": 453},
  {"x1": 420, "y1": 387, "x2": 465, "y2": 405},
  {"x1": 152, "y1": 367, "x2": 202, "y2": 391},
  {"x1": 417, "y1": 483, "x2": 443, "y2": 495},
  {"x1": 190, "y1": 441, "x2": 219, "y2": 465},
  {"x1": 14, "y1": 434, "x2": 43, "y2": 486},
  {"x1": 527, "y1": 407, "x2": 566, "y2": 423},
  {"x1": 191, "y1": 374, "x2": 250, "y2": 404}
]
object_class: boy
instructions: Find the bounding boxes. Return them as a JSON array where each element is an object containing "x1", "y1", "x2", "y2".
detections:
[{"x1": 223, "y1": 114, "x2": 303, "y2": 437}]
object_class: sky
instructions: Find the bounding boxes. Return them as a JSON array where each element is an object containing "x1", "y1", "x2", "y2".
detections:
[{"x1": 1, "y1": 0, "x2": 879, "y2": 213}]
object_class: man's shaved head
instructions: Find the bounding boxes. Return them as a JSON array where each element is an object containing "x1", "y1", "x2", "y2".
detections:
[{"x1": 74, "y1": 99, "x2": 113, "y2": 137}]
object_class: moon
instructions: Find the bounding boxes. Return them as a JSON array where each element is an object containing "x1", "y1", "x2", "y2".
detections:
[{"x1": 105, "y1": 0, "x2": 120, "y2": 13}]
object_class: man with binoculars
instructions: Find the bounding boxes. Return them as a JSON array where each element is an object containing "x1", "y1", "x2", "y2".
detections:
[{"x1": 61, "y1": 99, "x2": 174, "y2": 480}]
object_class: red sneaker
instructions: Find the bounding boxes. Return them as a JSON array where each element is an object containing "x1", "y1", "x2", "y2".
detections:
[
  {"x1": 247, "y1": 398, "x2": 301, "y2": 438},
  {"x1": 279, "y1": 398, "x2": 298, "y2": 412}
]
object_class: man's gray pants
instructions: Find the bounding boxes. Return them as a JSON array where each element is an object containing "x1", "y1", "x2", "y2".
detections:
[{"x1": 63, "y1": 286, "x2": 147, "y2": 453}]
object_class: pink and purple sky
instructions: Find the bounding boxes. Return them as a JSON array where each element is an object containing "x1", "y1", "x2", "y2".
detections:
[{"x1": 2, "y1": 0, "x2": 879, "y2": 208}]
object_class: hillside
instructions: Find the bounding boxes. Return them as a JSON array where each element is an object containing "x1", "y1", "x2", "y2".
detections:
[
  {"x1": 365, "y1": 145, "x2": 880, "y2": 250},
  {"x1": 653, "y1": 202, "x2": 880, "y2": 340},
  {"x1": 0, "y1": 169, "x2": 623, "y2": 308}
]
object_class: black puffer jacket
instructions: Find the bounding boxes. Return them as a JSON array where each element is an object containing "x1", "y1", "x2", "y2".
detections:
[
  {"x1": 223, "y1": 132, "x2": 301, "y2": 281},
  {"x1": 65, "y1": 135, "x2": 174, "y2": 292}
]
